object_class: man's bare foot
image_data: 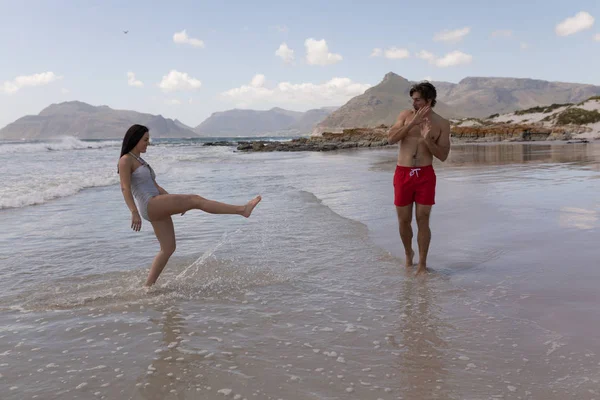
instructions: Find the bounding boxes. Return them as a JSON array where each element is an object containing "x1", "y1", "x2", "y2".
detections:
[
  {"x1": 242, "y1": 195, "x2": 262, "y2": 218},
  {"x1": 415, "y1": 264, "x2": 428, "y2": 276},
  {"x1": 405, "y1": 249, "x2": 415, "y2": 268}
]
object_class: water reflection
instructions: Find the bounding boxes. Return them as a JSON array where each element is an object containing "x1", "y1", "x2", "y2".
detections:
[
  {"x1": 136, "y1": 307, "x2": 198, "y2": 399},
  {"x1": 448, "y1": 143, "x2": 599, "y2": 166},
  {"x1": 559, "y1": 207, "x2": 598, "y2": 230},
  {"x1": 392, "y1": 276, "x2": 450, "y2": 399},
  {"x1": 370, "y1": 142, "x2": 600, "y2": 171}
]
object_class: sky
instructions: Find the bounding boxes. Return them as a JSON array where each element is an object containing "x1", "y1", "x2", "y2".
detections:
[{"x1": 1, "y1": 0, "x2": 599, "y2": 129}]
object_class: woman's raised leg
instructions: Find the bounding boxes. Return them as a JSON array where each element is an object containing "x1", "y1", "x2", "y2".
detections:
[
  {"x1": 146, "y1": 217, "x2": 176, "y2": 286},
  {"x1": 147, "y1": 194, "x2": 261, "y2": 221}
]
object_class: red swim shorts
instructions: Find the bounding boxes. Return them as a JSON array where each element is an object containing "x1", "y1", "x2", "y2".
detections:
[{"x1": 393, "y1": 165, "x2": 436, "y2": 207}]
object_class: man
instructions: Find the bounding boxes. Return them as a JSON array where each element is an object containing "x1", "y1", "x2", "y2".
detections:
[{"x1": 387, "y1": 82, "x2": 451, "y2": 275}]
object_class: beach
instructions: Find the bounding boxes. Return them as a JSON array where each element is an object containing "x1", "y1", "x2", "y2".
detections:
[{"x1": 1, "y1": 138, "x2": 599, "y2": 399}]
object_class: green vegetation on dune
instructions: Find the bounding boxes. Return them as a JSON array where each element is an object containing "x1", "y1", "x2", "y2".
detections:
[
  {"x1": 541, "y1": 115, "x2": 554, "y2": 122},
  {"x1": 556, "y1": 108, "x2": 600, "y2": 125},
  {"x1": 514, "y1": 107, "x2": 545, "y2": 115},
  {"x1": 514, "y1": 103, "x2": 572, "y2": 115},
  {"x1": 578, "y1": 96, "x2": 600, "y2": 105},
  {"x1": 458, "y1": 118, "x2": 486, "y2": 125}
]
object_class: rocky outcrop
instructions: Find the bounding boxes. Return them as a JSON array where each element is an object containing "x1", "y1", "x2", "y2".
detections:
[
  {"x1": 455, "y1": 97, "x2": 600, "y2": 141},
  {"x1": 203, "y1": 141, "x2": 237, "y2": 146},
  {"x1": 450, "y1": 123, "x2": 596, "y2": 142},
  {"x1": 233, "y1": 121, "x2": 594, "y2": 152},
  {"x1": 451, "y1": 124, "x2": 554, "y2": 142},
  {"x1": 235, "y1": 126, "x2": 390, "y2": 152}
]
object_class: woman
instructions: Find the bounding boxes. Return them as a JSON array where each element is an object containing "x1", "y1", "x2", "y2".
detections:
[{"x1": 118, "y1": 124, "x2": 261, "y2": 287}]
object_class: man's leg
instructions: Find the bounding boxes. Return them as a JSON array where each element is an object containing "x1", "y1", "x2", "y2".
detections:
[
  {"x1": 395, "y1": 203, "x2": 414, "y2": 267},
  {"x1": 415, "y1": 203, "x2": 432, "y2": 274}
]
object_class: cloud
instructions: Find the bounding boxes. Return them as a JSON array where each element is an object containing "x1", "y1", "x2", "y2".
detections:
[
  {"x1": 275, "y1": 43, "x2": 295, "y2": 64},
  {"x1": 158, "y1": 70, "x2": 202, "y2": 92},
  {"x1": 555, "y1": 11, "x2": 595, "y2": 36},
  {"x1": 127, "y1": 72, "x2": 143, "y2": 87},
  {"x1": 305, "y1": 38, "x2": 342, "y2": 66},
  {"x1": 417, "y1": 50, "x2": 472, "y2": 67},
  {"x1": 520, "y1": 42, "x2": 529, "y2": 50},
  {"x1": 222, "y1": 74, "x2": 370, "y2": 107},
  {"x1": 173, "y1": 30, "x2": 205, "y2": 47},
  {"x1": 416, "y1": 50, "x2": 436, "y2": 62},
  {"x1": 435, "y1": 51, "x2": 473, "y2": 67},
  {"x1": 594, "y1": 33, "x2": 600, "y2": 41},
  {"x1": 384, "y1": 47, "x2": 410, "y2": 59},
  {"x1": 222, "y1": 75, "x2": 272, "y2": 102},
  {"x1": 423, "y1": 76, "x2": 433, "y2": 82},
  {"x1": 1, "y1": 71, "x2": 62, "y2": 94},
  {"x1": 435, "y1": 52, "x2": 472, "y2": 67},
  {"x1": 371, "y1": 47, "x2": 410, "y2": 59},
  {"x1": 491, "y1": 30, "x2": 513, "y2": 38},
  {"x1": 433, "y1": 27, "x2": 471, "y2": 43},
  {"x1": 61, "y1": 88, "x2": 70, "y2": 94},
  {"x1": 370, "y1": 47, "x2": 410, "y2": 60},
  {"x1": 370, "y1": 48, "x2": 382, "y2": 57},
  {"x1": 165, "y1": 99, "x2": 182, "y2": 106},
  {"x1": 250, "y1": 74, "x2": 266, "y2": 87}
]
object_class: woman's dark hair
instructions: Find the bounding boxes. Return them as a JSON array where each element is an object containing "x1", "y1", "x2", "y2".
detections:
[
  {"x1": 409, "y1": 81, "x2": 437, "y2": 107},
  {"x1": 118, "y1": 124, "x2": 149, "y2": 172}
]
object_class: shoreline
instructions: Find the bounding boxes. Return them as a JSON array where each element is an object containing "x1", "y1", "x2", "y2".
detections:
[{"x1": 200, "y1": 126, "x2": 596, "y2": 153}]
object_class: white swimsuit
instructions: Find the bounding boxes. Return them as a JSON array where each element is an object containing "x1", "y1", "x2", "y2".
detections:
[{"x1": 128, "y1": 153, "x2": 159, "y2": 221}]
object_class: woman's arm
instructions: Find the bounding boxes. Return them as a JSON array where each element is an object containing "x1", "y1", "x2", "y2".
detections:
[{"x1": 118, "y1": 157, "x2": 140, "y2": 214}]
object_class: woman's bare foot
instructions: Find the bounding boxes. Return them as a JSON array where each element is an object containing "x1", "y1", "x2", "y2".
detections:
[
  {"x1": 415, "y1": 264, "x2": 428, "y2": 276},
  {"x1": 242, "y1": 195, "x2": 262, "y2": 218},
  {"x1": 405, "y1": 249, "x2": 415, "y2": 268}
]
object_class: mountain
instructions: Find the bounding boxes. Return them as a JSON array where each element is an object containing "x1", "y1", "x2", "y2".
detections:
[
  {"x1": 195, "y1": 106, "x2": 337, "y2": 137},
  {"x1": 287, "y1": 107, "x2": 338, "y2": 133},
  {"x1": 173, "y1": 118, "x2": 195, "y2": 131},
  {"x1": 440, "y1": 77, "x2": 600, "y2": 118},
  {"x1": 313, "y1": 72, "x2": 600, "y2": 135},
  {"x1": 0, "y1": 101, "x2": 198, "y2": 140},
  {"x1": 312, "y1": 73, "x2": 460, "y2": 135}
]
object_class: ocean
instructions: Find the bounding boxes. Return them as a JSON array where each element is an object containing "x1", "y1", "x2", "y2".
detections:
[{"x1": 1, "y1": 136, "x2": 599, "y2": 399}]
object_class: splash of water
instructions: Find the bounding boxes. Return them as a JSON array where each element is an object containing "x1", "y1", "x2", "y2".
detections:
[{"x1": 173, "y1": 228, "x2": 242, "y2": 281}]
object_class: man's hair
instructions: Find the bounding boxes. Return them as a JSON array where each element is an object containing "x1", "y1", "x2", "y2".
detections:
[{"x1": 409, "y1": 81, "x2": 437, "y2": 107}]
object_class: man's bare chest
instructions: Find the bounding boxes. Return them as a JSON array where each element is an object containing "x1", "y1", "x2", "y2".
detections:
[{"x1": 404, "y1": 120, "x2": 441, "y2": 141}]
